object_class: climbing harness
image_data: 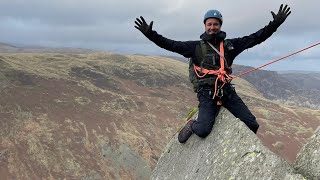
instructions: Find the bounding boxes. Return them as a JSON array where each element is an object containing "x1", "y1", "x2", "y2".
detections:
[{"x1": 193, "y1": 41, "x2": 232, "y2": 105}]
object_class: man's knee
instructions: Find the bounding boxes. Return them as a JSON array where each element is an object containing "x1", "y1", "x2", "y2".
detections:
[
  {"x1": 246, "y1": 117, "x2": 259, "y2": 134},
  {"x1": 250, "y1": 122, "x2": 259, "y2": 134},
  {"x1": 241, "y1": 115, "x2": 259, "y2": 134},
  {"x1": 192, "y1": 124, "x2": 212, "y2": 138}
]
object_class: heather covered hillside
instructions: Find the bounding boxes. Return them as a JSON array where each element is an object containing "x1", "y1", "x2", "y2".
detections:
[{"x1": 0, "y1": 52, "x2": 319, "y2": 179}]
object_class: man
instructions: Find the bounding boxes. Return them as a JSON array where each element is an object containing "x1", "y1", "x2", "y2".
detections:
[{"x1": 134, "y1": 4, "x2": 291, "y2": 143}]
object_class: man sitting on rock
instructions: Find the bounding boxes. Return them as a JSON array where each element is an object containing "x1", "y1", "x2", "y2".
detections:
[{"x1": 134, "y1": 4, "x2": 291, "y2": 143}]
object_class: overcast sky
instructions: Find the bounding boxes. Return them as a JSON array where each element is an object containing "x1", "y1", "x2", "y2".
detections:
[{"x1": 0, "y1": 0, "x2": 319, "y2": 71}]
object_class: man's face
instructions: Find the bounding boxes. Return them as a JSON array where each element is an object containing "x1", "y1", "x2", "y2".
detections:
[{"x1": 205, "y1": 18, "x2": 221, "y2": 35}]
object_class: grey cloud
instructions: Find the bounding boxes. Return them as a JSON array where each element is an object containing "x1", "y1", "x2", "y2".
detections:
[
  {"x1": 0, "y1": 0, "x2": 319, "y2": 71},
  {"x1": 0, "y1": 0, "x2": 169, "y2": 26}
]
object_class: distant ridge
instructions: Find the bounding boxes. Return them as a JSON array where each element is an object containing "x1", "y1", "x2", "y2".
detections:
[{"x1": 0, "y1": 41, "x2": 98, "y2": 54}]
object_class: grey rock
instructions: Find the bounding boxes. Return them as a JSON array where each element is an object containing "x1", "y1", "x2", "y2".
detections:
[
  {"x1": 151, "y1": 108, "x2": 307, "y2": 180},
  {"x1": 294, "y1": 127, "x2": 320, "y2": 180}
]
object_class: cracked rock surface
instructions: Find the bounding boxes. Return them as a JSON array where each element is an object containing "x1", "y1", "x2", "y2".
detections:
[
  {"x1": 294, "y1": 127, "x2": 320, "y2": 180},
  {"x1": 151, "y1": 108, "x2": 307, "y2": 180}
]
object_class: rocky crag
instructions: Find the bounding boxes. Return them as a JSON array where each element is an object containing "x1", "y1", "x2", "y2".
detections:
[{"x1": 152, "y1": 109, "x2": 319, "y2": 180}]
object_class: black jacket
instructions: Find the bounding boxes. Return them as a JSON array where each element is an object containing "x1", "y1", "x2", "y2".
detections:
[{"x1": 145, "y1": 20, "x2": 282, "y2": 68}]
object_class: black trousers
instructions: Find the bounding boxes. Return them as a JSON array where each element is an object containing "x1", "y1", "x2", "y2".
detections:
[{"x1": 192, "y1": 84, "x2": 259, "y2": 138}]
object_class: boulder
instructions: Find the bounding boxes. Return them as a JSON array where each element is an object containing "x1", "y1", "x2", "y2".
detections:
[{"x1": 152, "y1": 108, "x2": 307, "y2": 180}]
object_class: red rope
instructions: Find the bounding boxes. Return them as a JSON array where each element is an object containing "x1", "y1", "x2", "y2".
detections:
[{"x1": 232, "y1": 42, "x2": 320, "y2": 79}]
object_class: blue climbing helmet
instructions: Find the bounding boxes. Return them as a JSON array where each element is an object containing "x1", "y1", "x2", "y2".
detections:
[{"x1": 203, "y1": 10, "x2": 223, "y2": 25}]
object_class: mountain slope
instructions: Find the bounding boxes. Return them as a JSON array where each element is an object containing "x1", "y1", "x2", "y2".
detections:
[
  {"x1": 0, "y1": 53, "x2": 319, "y2": 179},
  {"x1": 0, "y1": 53, "x2": 196, "y2": 179}
]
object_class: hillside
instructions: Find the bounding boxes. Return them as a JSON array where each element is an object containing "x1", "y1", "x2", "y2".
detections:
[
  {"x1": 232, "y1": 65, "x2": 320, "y2": 109},
  {"x1": 0, "y1": 52, "x2": 319, "y2": 179},
  {"x1": 0, "y1": 53, "x2": 195, "y2": 179}
]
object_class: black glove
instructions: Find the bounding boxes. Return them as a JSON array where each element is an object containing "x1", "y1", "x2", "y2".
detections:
[
  {"x1": 271, "y1": 4, "x2": 291, "y2": 25},
  {"x1": 134, "y1": 16, "x2": 153, "y2": 37}
]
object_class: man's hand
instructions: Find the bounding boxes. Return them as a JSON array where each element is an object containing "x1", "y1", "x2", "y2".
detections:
[
  {"x1": 134, "y1": 16, "x2": 153, "y2": 37},
  {"x1": 271, "y1": 4, "x2": 291, "y2": 25}
]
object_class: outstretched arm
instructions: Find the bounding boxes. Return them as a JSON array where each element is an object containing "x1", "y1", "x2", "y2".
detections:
[
  {"x1": 134, "y1": 16, "x2": 196, "y2": 58},
  {"x1": 230, "y1": 4, "x2": 291, "y2": 57}
]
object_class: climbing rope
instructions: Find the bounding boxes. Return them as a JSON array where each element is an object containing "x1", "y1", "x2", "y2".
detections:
[{"x1": 232, "y1": 42, "x2": 320, "y2": 79}]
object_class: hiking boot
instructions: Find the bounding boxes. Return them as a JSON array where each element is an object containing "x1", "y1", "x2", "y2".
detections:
[{"x1": 178, "y1": 120, "x2": 195, "y2": 143}]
